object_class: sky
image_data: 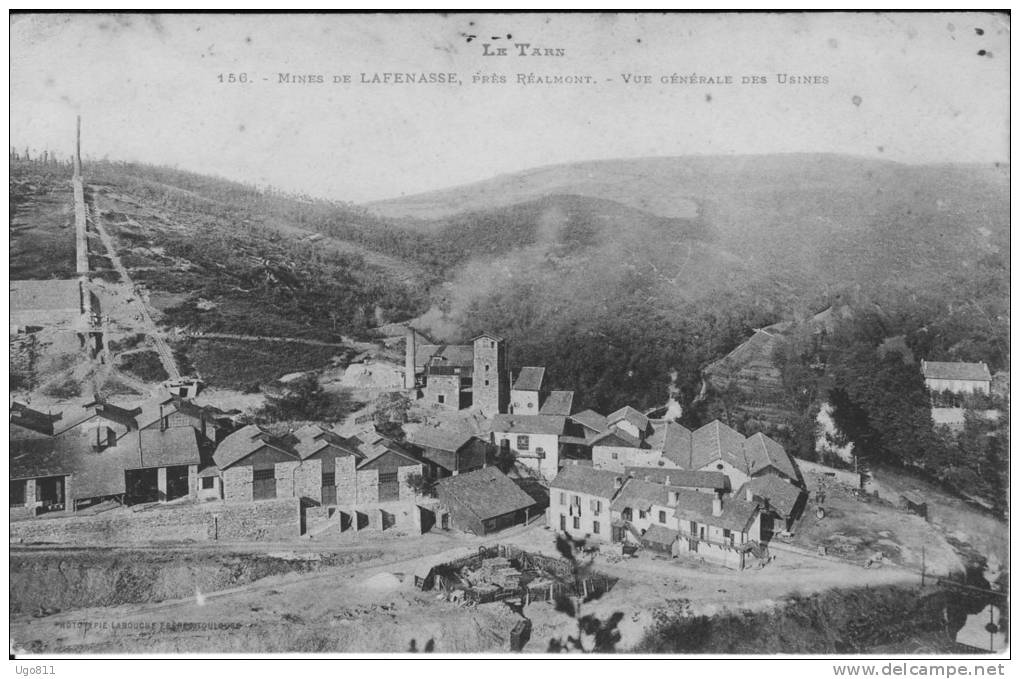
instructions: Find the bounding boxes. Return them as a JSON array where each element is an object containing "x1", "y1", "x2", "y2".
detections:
[{"x1": 10, "y1": 12, "x2": 1010, "y2": 203}]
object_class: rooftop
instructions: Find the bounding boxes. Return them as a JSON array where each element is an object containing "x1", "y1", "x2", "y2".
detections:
[
  {"x1": 539, "y1": 390, "x2": 575, "y2": 416},
  {"x1": 570, "y1": 409, "x2": 609, "y2": 434},
  {"x1": 512, "y1": 367, "x2": 546, "y2": 392},
  {"x1": 490, "y1": 414, "x2": 567, "y2": 436},
  {"x1": 625, "y1": 467, "x2": 730, "y2": 491},
  {"x1": 550, "y1": 464, "x2": 624, "y2": 498},
  {"x1": 607, "y1": 405, "x2": 650, "y2": 433},
  {"x1": 213, "y1": 424, "x2": 296, "y2": 469},
  {"x1": 738, "y1": 475, "x2": 804, "y2": 518},
  {"x1": 435, "y1": 467, "x2": 535, "y2": 521},
  {"x1": 921, "y1": 360, "x2": 992, "y2": 382}
]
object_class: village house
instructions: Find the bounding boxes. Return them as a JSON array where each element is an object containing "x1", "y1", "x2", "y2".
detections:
[
  {"x1": 672, "y1": 488, "x2": 764, "y2": 569},
  {"x1": 592, "y1": 416, "x2": 801, "y2": 492},
  {"x1": 737, "y1": 475, "x2": 806, "y2": 536},
  {"x1": 609, "y1": 477, "x2": 684, "y2": 545},
  {"x1": 547, "y1": 463, "x2": 626, "y2": 543},
  {"x1": 404, "y1": 329, "x2": 508, "y2": 416},
  {"x1": 921, "y1": 360, "x2": 992, "y2": 395},
  {"x1": 434, "y1": 466, "x2": 536, "y2": 535},
  {"x1": 403, "y1": 426, "x2": 492, "y2": 482},
  {"x1": 508, "y1": 366, "x2": 575, "y2": 417},
  {"x1": 490, "y1": 413, "x2": 567, "y2": 481},
  {"x1": 289, "y1": 424, "x2": 364, "y2": 506}
]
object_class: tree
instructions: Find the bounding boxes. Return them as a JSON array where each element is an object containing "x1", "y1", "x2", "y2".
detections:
[{"x1": 258, "y1": 374, "x2": 358, "y2": 422}]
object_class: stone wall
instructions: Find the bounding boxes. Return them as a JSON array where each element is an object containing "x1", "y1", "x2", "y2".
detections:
[
  {"x1": 223, "y1": 465, "x2": 253, "y2": 503},
  {"x1": 357, "y1": 468, "x2": 379, "y2": 504},
  {"x1": 10, "y1": 498, "x2": 302, "y2": 545},
  {"x1": 274, "y1": 460, "x2": 299, "y2": 499},
  {"x1": 294, "y1": 459, "x2": 322, "y2": 503},
  {"x1": 424, "y1": 374, "x2": 460, "y2": 410},
  {"x1": 336, "y1": 456, "x2": 358, "y2": 505}
]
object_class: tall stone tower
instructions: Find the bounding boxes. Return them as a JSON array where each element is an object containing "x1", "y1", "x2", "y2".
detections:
[{"x1": 472, "y1": 333, "x2": 508, "y2": 416}]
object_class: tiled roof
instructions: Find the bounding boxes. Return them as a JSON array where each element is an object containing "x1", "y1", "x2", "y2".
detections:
[
  {"x1": 435, "y1": 467, "x2": 535, "y2": 520},
  {"x1": 213, "y1": 424, "x2": 297, "y2": 469},
  {"x1": 490, "y1": 414, "x2": 566, "y2": 436},
  {"x1": 513, "y1": 367, "x2": 546, "y2": 392},
  {"x1": 590, "y1": 427, "x2": 643, "y2": 448},
  {"x1": 690, "y1": 420, "x2": 747, "y2": 471},
  {"x1": 743, "y1": 432, "x2": 799, "y2": 481},
  {"x1": 659, "y1": 422, "x2": 693, "y2": 466},
  {"x1": 642, "y1": 524, "x2": 678, "y2": 546},
  {"x1": 610, "y1": 479, "x2": 673, "y2": 512},
  {"x1": 551, "y1": 464, "x2": 624, "y2": 499},
  {"x1": 607, "y1": 406, "x2": 649, "y2": 433},
  {"x1": 625, "y1": 467, "x2": 729, "y2": 491},
  {"x1": 570, "y1": 409, "x2": 609, "y2": 434},
  {"x1": 415, "y1": 344, "x2": 475, "y2": 370},
  {"x1": 404, "y1": 426, "x2": 475, "y2": 453},
  {"x1": 673, "y1": 490, "x2": 760, "y2": 533},
  {"x1": 133, "y1": 428, "x2": 202, "y2": 469},
  {"x1": 738, "y1": 475, "x2": 804, "y2": 518},
  {"x1": 922, "y1": 361, "x2": 991, "y2": 382},
  {"x1": 540, "y1": 390, "x2": 575, "y2": 416}
]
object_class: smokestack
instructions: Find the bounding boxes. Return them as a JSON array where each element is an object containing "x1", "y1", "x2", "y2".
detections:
[
  {"x1": 404, "y1": 326, "x2": 417, "y2": 390},
  {"x1": 746, "y1": 486, "x2": 754, "y2": 502},
  {"x1": 712, "y1": 496, "x2": 723, "y2": 517}
]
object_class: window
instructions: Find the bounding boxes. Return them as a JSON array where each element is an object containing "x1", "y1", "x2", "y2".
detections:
[
  {"x1": 10, "y1": 480, "x2": 26, "y2": 507},
  {"x1": 611, "y1": 452, "x2": 618, "y2": 460},
  {"x1": 639, "y1": 510, "x2": 647, "y2": 520},
  {"x1": 527, "y1": 402, "x2": 534, "y2": 409},
  {"x1": 485, "y1": 364, "x2": 490, "y2": 371},
  {"x1": 573, "y1": 516, "x2": 580, "y2": 530},
  {"x1": 723, "y1": 528, "x2": 731, "y2": 538},
  {"x1": 322, "y1": 472, "x2": 336, "y2": 487},
  {"x1": 716, "y1": 463, "x2": 724, "y2": 470},
  {"x1": 253, "y1": 469, "x2": 275, "y2": 481},
  {"x1": 201, "y1": 477, "x2": 215, "y2": 490},
  {"x1": 535, "y1": 447, "x2": 545, "y2": 459},
  {"x1": 559, "y1": 492, "x2": 566, "y2": 506},
  {"x1": 572, "y1": 495, "x2": 581, "y2": 506},
  {"x1": 658, "y1": 510, "x2": 666, "y2": 524},
  {"x1": 484, "y1": 380, "x2": 490, "y2": 386},
  {"x1": 379, "y1": 472, "x2": 398, "y2": 484},
  {"x1": 516, "y1": 435, "x2": 530, "y2": 450},
  {"x1": 437, "y1": 394, "x2": 445, "y2": 404},
  {"x1": 560, "y1": 515, "x2": 566, "y2": 530},
  {"x1": 590, "y1": 499, "x2": 601, "y2": 515},
  {"x1": 593, "y1": 520, "x2": 601, "y2": 535}
]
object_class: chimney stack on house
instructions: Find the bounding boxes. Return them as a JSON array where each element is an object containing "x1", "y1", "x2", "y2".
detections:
[
  {"x1": 664, "y1": 475, "x2": 671, "y2": 485},
  {"x1": 712, "y1": 496, "x2": 723, "y2": 517},
  {"x1": 746, "y1": 486, "x2": 754, "y2": 502}
]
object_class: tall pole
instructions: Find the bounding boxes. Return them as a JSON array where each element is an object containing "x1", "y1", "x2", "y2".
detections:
[{"x1": 73, "y1": 115, "x2": 81, "y2": 178}]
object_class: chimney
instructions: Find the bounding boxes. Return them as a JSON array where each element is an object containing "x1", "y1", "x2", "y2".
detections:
[
  {"x1": 404, "y1": 327, "x2": 417, "y2": 390},
  {"x1": 664, "y1": 474, "x2": 671, "y2": 485},
  {"x1": 712, "y1": 496, "x2": 723, "y2": 517},
  {"x1": 614, "y1": 477, "x2": 623, "y2": 490},
  {"x1": 746, "y1": 486, "x2": 754, "y2": 502}
]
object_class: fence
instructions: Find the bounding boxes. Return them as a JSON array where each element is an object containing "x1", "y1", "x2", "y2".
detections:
[{"x1": 427, "y1": 544, "x2": 618, "y2": 606}]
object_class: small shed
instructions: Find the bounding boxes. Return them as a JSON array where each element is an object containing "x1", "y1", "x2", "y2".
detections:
[
  {"x1": 900, "y1": 491, "x2": 928, "y2": 519},
  {"x1": 640, "y1": 524, "x2": 678, "y2": 554}
]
